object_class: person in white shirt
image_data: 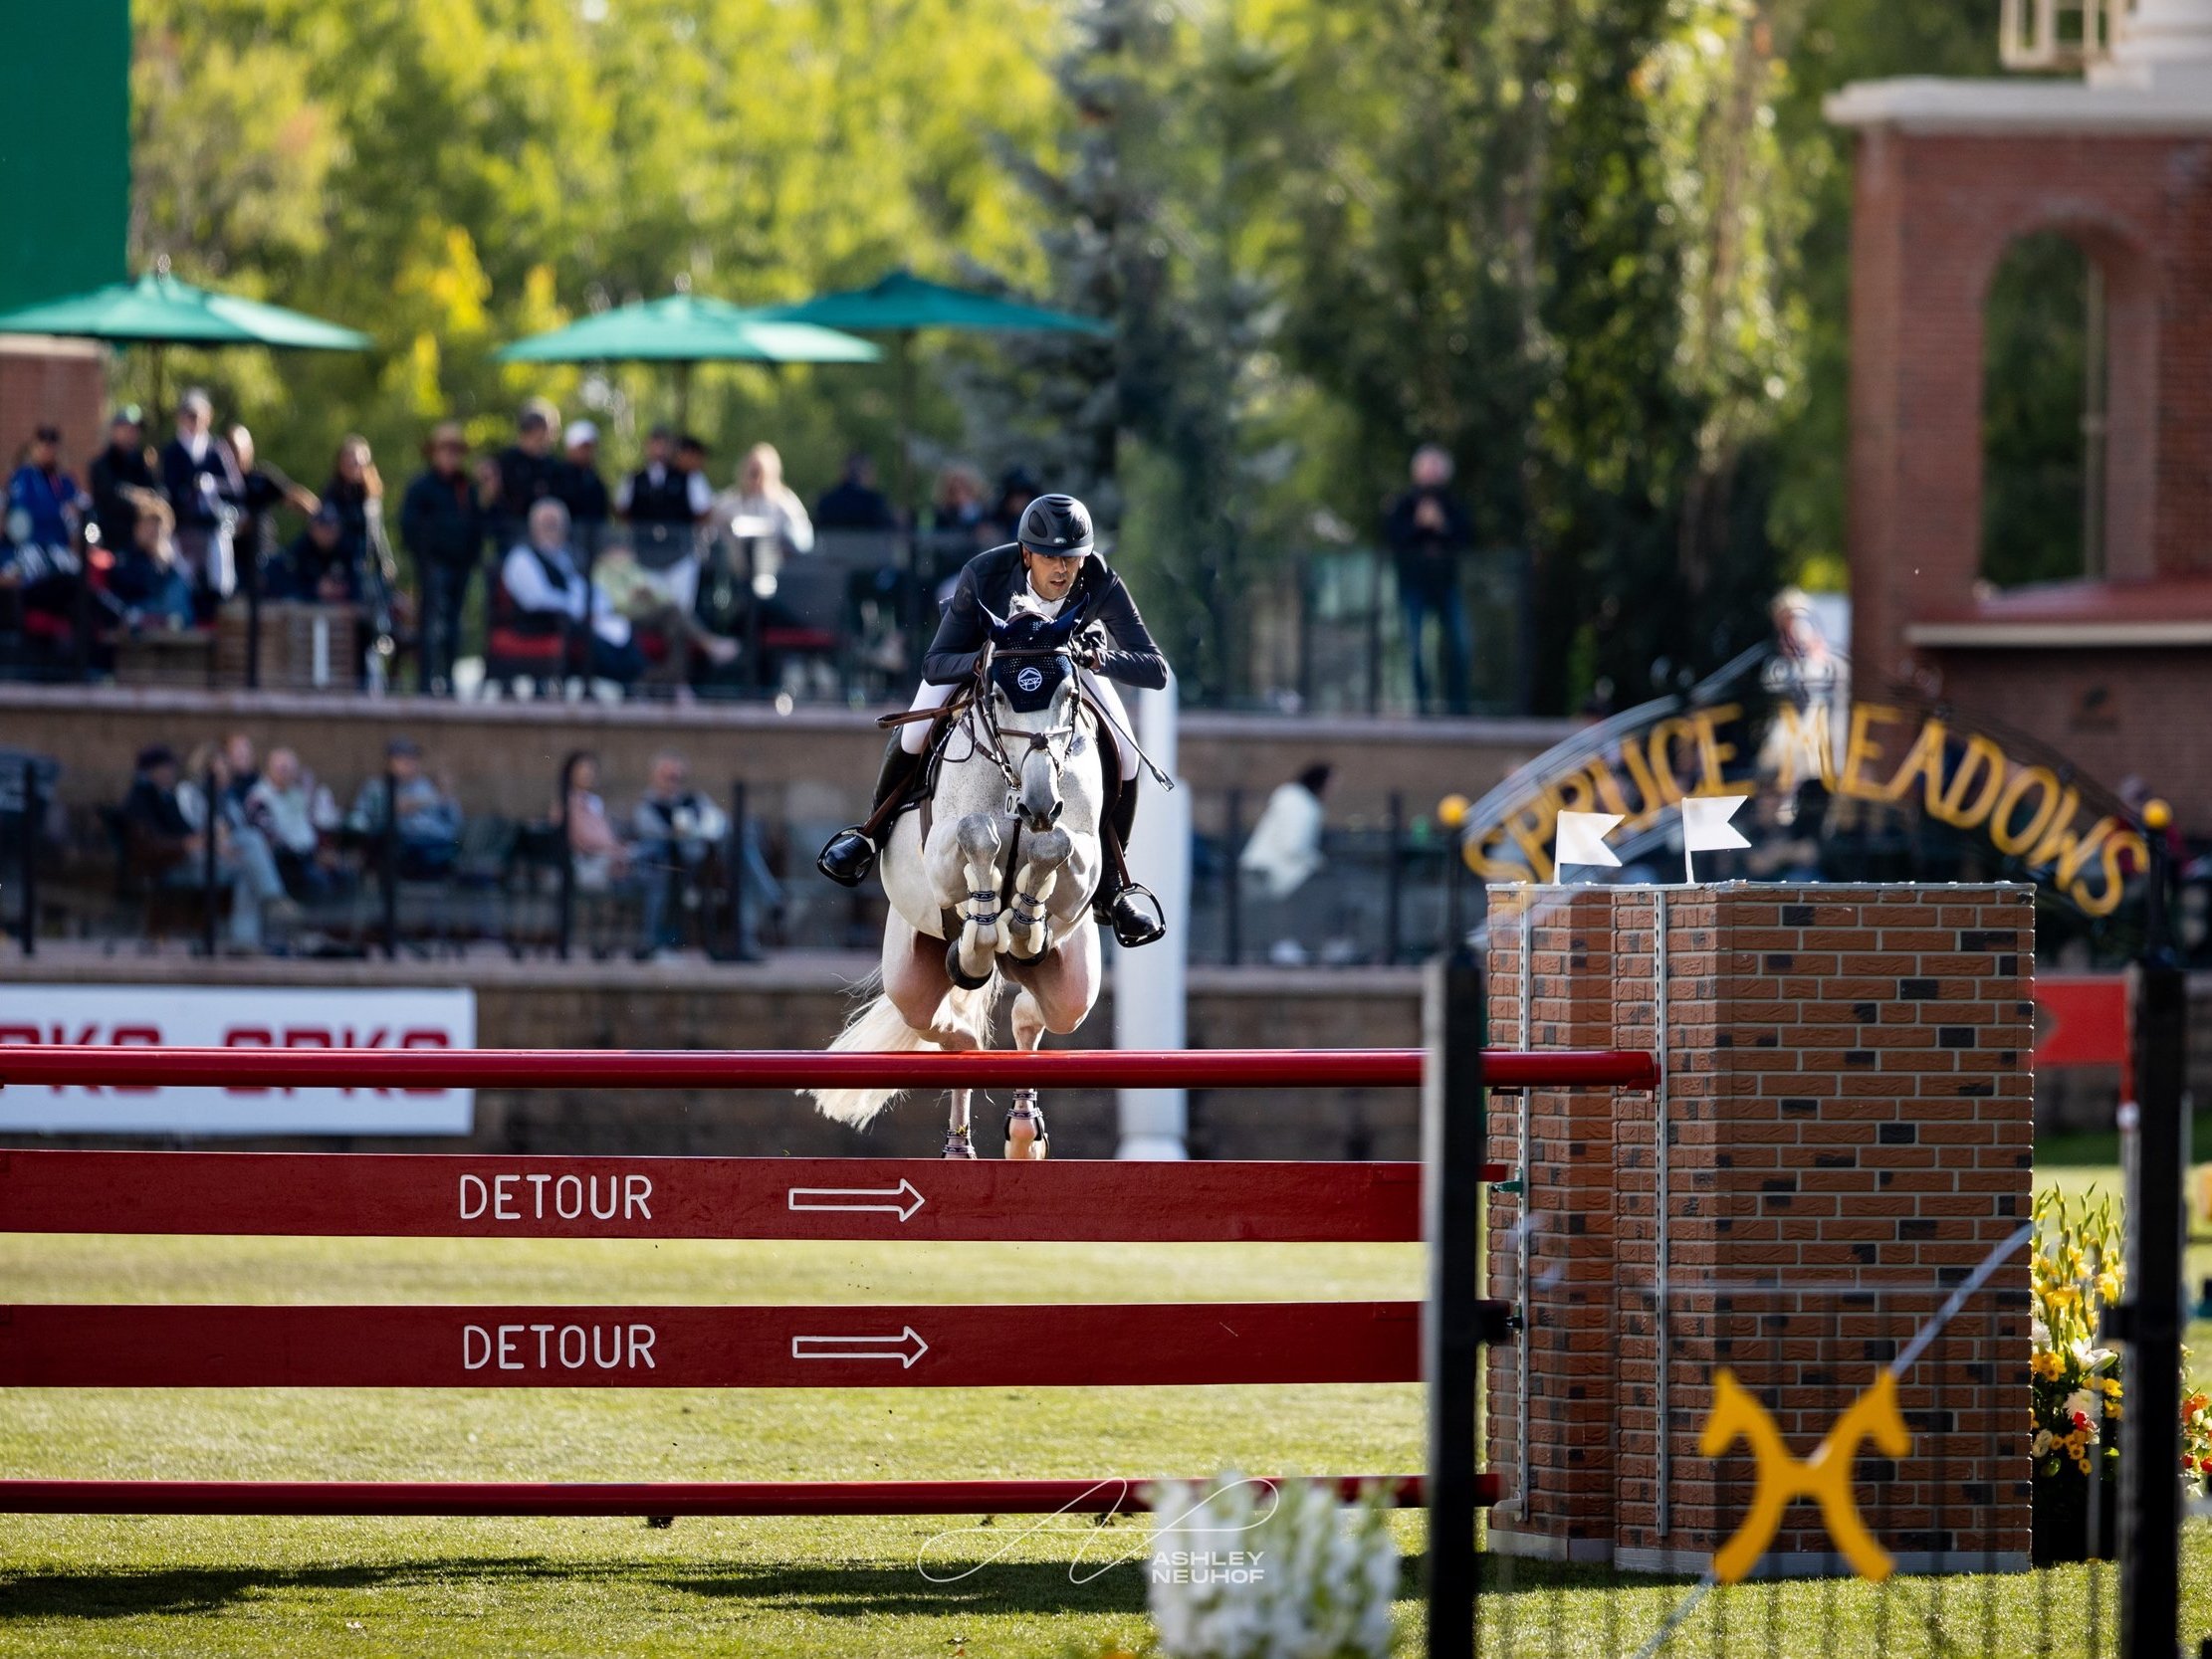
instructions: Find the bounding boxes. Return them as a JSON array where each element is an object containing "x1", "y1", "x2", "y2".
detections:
[
  {"x1": 713, "y1": 443, "x2": 814, "y2": 569},
  {"x1": 501, "y1": 499, "x2": 646, "y2": 685}
]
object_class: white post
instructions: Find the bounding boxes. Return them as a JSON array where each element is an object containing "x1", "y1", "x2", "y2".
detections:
[{"x1": 1115, "y1": 672, "x2": 1190, "y2": 1159}]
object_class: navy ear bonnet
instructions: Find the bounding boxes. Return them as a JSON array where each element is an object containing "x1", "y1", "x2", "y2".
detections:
[{"x1": 990, "y1": 610, "x2": 1078, "y2": 713}]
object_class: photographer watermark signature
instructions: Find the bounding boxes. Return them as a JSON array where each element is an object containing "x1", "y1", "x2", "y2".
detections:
[{"x1": 916, "y1": 1477, "x2": 1285, "y2": 1586}]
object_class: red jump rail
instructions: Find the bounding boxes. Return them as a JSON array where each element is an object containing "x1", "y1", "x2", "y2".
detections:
[
  {"x1": 0, "y1": 1044, "x2": 1659, "y2": 1091},
  {"x1": 0, "y1": 1151, "x2": 1475, "y2": 1241}
]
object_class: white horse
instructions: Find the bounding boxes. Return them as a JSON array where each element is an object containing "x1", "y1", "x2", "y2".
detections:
[{"x1": 806, "y1": 649, "x2": 1105, "y2": 1158}]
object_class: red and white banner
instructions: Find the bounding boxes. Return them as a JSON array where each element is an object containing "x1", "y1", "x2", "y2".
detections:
[{"x1": 0, "y1": 986, "x2": 475, "y2": 1136}]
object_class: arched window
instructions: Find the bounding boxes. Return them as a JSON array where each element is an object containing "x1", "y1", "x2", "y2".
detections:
[{"x1": 1980, "y1": 230, "x2": 2103, "y2": 588}]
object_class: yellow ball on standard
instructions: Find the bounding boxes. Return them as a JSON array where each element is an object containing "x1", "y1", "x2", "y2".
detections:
[{"x1": 1437, "y1": 793, "x2": 1470, "y2": 830}]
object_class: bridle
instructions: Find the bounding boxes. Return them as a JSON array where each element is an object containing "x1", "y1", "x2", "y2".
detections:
[{"x1": 968, "y1": 646, "x2": 1085, "y2": 825}]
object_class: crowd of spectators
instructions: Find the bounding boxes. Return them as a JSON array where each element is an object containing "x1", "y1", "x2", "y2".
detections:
[
  {"x1": 106, "y1": 729, "x2": 758, "y2": 957},
  {"x1": 4, "y1": 393, "x2": 1042, "y2": 702}
]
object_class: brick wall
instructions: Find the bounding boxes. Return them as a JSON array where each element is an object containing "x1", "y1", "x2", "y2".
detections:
[
  {"x1": 1847, "y1": 129, "x2": 2212, "y2": 692},
  {"x1": 0, "y1": 339, "x2": 105, "y2": 479},
  {"x1": 1486, "y1": 883, "x2": 2034, "y2": 1574}
]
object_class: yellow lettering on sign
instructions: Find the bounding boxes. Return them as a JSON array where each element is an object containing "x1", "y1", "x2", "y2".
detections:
[
  {"x1": 1881, "y1": 717, "x2": 1949, "y2": 813},
  {"x1": 1467, "y1": 825, "x2": 1524, "y2": 884},
  {"x1": 1930, "y1": 733, "x2": 2008, "y2": 831},
  {"x1": 1648, "y1": 720, "x2": 1699, "y2": 804},
  {"x1": 1990, "y1": 765, "x2": 2064, "y2": 856},
  {"x1": 2072, "y1": 826, "x2": 2144, "y2": 918},
  {"x1": 1701, "y1": 1368, "x2": 1911, "y2": 1585},
  {"x1": 1839, "y1": 704, "x2": 1902, "y2": 801},
  {"x1": 1620, "y1": 734, "x2": 1672, "y2": 830},
  {"x1": 1692, "y1": 704, "x2": 1742, "y2": 792},
  {"x1": 1771, "y1": 701, "x2": 1836, "y2": 793}
]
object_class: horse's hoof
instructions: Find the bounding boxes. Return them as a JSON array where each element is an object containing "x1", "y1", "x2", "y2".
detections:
[
  {"x1": 943, "y1": 1133, "x2": 979, "y2": 1159},
  {"x1": 1004, "y1": 1101, "x2": 1048, "y2": 1160}
]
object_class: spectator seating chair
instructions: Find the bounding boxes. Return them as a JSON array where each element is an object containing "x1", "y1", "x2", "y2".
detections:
[{"x1": 484, "y1": 583, "x2": 571, "y2": 697}]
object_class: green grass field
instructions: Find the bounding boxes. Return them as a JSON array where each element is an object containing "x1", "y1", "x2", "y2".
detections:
[{"x1": 1, "y1": 1158, "x2": 2207, "y2": 1657}]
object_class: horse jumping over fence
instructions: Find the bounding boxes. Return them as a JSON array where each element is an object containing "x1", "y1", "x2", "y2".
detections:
[{"x1": 807, "y1": 616, "x2": 1108, "y2": 1159}]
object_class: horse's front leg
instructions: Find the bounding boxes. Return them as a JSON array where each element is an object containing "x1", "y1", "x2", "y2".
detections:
[
  {"x1": 1004, "y1": 827, "x2": 1071, "y2": 965},
  {"x1": 949, "y1": 813, "x2": 1003, "y2": 987}
]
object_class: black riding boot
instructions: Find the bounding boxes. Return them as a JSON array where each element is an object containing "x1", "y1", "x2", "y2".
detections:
[
  {"x1": 817, "y1": 736, "x2": 927, "y2": 888},
  {"x1": 1092, "y1": 772, "x2": 1166, "y2": 947}
]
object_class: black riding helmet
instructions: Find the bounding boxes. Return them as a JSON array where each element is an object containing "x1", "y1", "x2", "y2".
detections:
[{"x1": 1015, "y1": 494, "x2": 1095, "y2": 560}]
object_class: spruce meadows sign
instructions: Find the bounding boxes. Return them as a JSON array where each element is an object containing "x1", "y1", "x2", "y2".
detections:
[{"x1": 1464, "y1": 684, "x2": 2147, "y2": 918}]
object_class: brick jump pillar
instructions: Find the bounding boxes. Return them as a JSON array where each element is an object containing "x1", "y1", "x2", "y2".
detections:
[{"x1": 1484, "y1": 883, "x2": 2033, "y2": 1575}]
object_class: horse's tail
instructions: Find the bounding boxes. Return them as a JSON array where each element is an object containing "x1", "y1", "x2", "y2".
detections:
[{"x1": 807, "y1": 969, "x2": 1000, "y2": 1127}]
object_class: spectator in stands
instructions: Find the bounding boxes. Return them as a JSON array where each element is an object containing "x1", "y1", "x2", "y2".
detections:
[
  {"x1": 246, "y1": 745, "x2": 341, "y2": 902},
  {"x1": 7, "y1": 425, "x2": 86, "y2": 551},
  {"x1": 88, "y1": 406, "x2": 156, "y2": 553},
  {"x1": 280, "y1": 505, "x2": 357, "y2": 602},
  {"x1": 617, "y1": 426, "x2": 709, "y2": 530},
  {"x1": 159, "y1": 389, "x2": 246, "y2": 607},
  {"x1": 176, "y1": 738, "x2": 295, "y2": 952},
  {"x1": 400, "y1": 422, "x2": 491, "y2": 697},
  {"x1": 221, "y1": 731, "x2": 259, "y2": 806},
  {"x1": 501, "y1": 498, "x2": 646, "y2": 687},
  {"x1": 814, "y1": 450, "x2": 898, "y2": 531},
  {"x1": 1383, "y1": 444, "x2": 1473, "y2": 717},
  {"x1": 930, "y1": 464, "x2": 988, "y2": 538},
  {"x1": 980, "y1": 466, "x2": 1040, "y2": 547},
  {"x1": 227, "y1": 425, "x2": 318, "y2": 600},
  {"x1": 320, "y1": 437, "x2": 381, "y2": 584},
  {"x1": 118, "y1": 740, "x2": 199, "y2": 881},
  {"x1": 346, "y1": 736, "x2": 464, "y2": 879},
  {"x1": 109, "y1": 500, "x2": 195, "y2": 630},
  {"x1": 559, "y1": 750, "x2": 630, "y2": 893},
  {"x1": 557, "y1": 420, "x2": 611, "y2": 534},
  {"x1": 714, "y1": 442, "x2": 814, "y2": 562},
  {"x1": 494, "y1": 399, "x2": 564, "y2": 535},
  {"x1": 630, "y1": 750, "x2": 730, "y2": 954}
]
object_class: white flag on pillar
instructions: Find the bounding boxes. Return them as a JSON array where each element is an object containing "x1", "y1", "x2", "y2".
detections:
[
  {"x1": 1679, "y1": 793, "x2": 1752, "y2": 883},
  {"x1": 1554, "y1": 810, "x2": 1624, "y2": 874}
]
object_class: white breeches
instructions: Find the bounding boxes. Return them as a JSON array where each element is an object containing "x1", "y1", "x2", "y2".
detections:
[{"x1": 901, "y1": 672, "x2": 1138, "y2": 776}]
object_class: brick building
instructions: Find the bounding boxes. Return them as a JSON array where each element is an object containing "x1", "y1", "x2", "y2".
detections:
[{"x1": 1827, "y1": 1, "x2": 2212, "y2": 822}]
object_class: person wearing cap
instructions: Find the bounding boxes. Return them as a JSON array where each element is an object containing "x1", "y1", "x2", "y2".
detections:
[
  {"x1": 345, "y1": 737, "x2": 465, "y2": 879},
  {"x1": 814, "y1": 493, "x2": 1169, "y2": 947},
  {"x1": 89, "y1": 406, "x2": 158, "y2": 552},
  {"x1": 555, "y1": 420, "x2": 610, "y2": 533},
  {"x1": 7, "y1": 424, "x2": 86, "y2": 551},
  {"x1": 494, "y1": 399, "x2": 564, "y2": 537},
  {"x1": 401, "y1": 422, "x2": 493, "y2": 696}
]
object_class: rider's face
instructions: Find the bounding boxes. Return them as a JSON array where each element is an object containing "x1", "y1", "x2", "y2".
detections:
[{"x1": 1024, "y1": 548, "x2": 1083, "y2": 601}]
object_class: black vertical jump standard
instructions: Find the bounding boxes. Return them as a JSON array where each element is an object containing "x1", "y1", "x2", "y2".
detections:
[
  {"x1": 1424, "y1": 948, "x2": 1489, "y2": 1659},
  {"x1": 19, "y1": 756, "x2": 38, "y2": 957},
  {"x1": 2118, "y1": 810, "x2": 2186, "y2": 1659}
]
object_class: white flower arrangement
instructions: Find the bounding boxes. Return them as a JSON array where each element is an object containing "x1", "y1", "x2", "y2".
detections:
[{"x1": 1145, "y1": 1473, "x2": 1399, "y2": 1659}]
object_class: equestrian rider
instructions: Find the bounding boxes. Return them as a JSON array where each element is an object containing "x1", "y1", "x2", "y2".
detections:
[{"x1": 815, "y1": 493, "x2": 1169, "y2": 948}]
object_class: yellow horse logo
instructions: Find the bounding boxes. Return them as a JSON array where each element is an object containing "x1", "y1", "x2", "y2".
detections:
[{"x1": 1699, "y1": 1368, "x2": 1911, "y2": 1583}]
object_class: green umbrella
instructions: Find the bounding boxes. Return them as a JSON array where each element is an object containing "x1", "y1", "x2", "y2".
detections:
[
  {"x1": 759, "y1": 268, "x2": 1112, "y2": 524},
  {"x1": 0, "y1": 264, "x2": 371, "y2": 414},
  {"x1": 495, "y1": 293, "x2": 880, "y2": 428}
]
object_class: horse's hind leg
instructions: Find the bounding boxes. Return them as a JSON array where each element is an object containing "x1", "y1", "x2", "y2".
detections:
[
  {"x1": 888, "y1": 921, "x2": 986, "y2": 1158},
  {"x1": 1003, "y1": 985, "x2": 1052, "y2": 1159}
]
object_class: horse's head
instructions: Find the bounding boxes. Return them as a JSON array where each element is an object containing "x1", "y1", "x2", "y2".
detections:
[{"x1": 986, "y1": 620, "x2": 1083, "y2": 833}]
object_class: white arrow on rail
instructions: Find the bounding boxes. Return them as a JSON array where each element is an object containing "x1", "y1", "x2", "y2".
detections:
[
  {"x1": 790, "y1": 1327, "x2": 930, "y2": 1367},
  {"x1": 786, "y1": 1177, "x2": 927, "y2": 1222}
]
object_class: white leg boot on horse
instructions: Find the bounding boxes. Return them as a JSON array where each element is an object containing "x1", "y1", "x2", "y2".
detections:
[
  {"x1": 1004, "y1": 827, "x2": 1072, "y2": 965},
  {"x1": 950, "y1": 814, "x2": 1004, "y2": 988}
]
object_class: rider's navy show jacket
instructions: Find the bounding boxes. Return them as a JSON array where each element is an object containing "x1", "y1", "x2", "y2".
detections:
[{"x1": 922, "y1": 542, "x2": 1168, "y2": 691}]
